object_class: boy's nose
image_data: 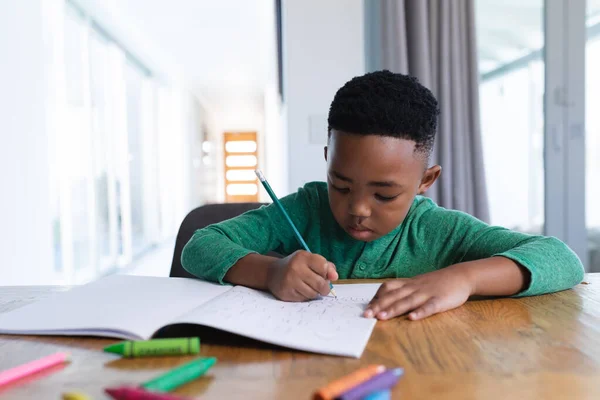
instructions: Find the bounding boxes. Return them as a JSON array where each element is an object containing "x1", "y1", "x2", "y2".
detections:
[{"x1": 348, "y1": 198, "x2": 371, "y2": 218}]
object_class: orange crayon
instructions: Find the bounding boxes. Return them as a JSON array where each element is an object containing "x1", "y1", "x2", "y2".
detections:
[{"x1": 313, "y1": 365, "x2": 386, "y2": 400}]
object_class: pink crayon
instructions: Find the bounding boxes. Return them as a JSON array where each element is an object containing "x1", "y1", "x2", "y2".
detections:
[
  {"x1": 106, "y1": 386, "x2": 191, "y2": 400},
  {"x1": 0, "y1": 352, "x2": 70, "y2": 388}
]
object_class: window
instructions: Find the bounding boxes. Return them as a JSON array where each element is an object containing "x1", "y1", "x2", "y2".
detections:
[
  {"x1": 54, "y1": 1, "x2": 163, "y2": 283},
  {"x1": 477, "y1": 1, "x2": 544, "y2": 234},
  {"x1": 586, "y1": 3, "x2": 600, "y2": 270},
  {"x1": 478, "y1": 1, "x2": 593, "y2": 270}
]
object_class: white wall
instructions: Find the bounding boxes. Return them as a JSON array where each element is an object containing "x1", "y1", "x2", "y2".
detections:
[
  {"x1": 156, "y1": 86, "x2": 189, "y2": 240},
  {"x1": 263, "y1": 84, "x2": 287, "y2": 197},
  {"x1": 282, "y1": 0, "x2": 365, "y2": 192},
  {"x1": 0, "y1": 0, "x2": 57, "y2": 284},
  {"x1": 259, "y1": 0, "x2": 287, "y2": 198}
]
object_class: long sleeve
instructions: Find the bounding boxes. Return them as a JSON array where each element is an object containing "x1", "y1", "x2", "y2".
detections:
[
  {"x1": 410, "y1": 198, "x2": 585, "y2": 296},
  {"x1": 180, "y1": 184, "x2": 319, "y2": 284}
]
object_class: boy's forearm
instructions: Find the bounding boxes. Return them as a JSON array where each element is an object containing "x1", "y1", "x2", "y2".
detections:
[
  {"x1": 456, "y1": 256, "x2": 531, "y2": 297},
  {"x1": 223, "y1": 253, "x2": 279, "y2": 290}
]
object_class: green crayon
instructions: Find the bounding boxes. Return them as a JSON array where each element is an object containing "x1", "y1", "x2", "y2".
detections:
[
  {"x1": 141, "y1": 357, "x2": 217, "y2": 392},
  {"x1": 103, "y1": 337, "x2": 200, "y2": 358}
]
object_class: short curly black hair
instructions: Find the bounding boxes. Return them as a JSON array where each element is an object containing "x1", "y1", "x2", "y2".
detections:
[{"x1": 327, "y1": 70, "x2": 439, "y2": 157}]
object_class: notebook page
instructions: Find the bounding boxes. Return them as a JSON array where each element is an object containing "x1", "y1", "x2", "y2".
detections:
[
  {"x1": 172, "y1": 283, "x2": 381, "y2": 358},
  {"x1": 0, "y1": 275, "x2": 231, "y2": 340}
]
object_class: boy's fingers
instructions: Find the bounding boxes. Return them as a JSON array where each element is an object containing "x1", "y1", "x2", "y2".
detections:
[
  {"x1": 378, "y1": 292, "x2": 429, "y2": 320},
  {"x1": 306, "y1": 257, "x2": 337, "y2": 282},
  {"x1": 303, "y1": 272, "x2": 331, "y2": 296},
  {"x1": 306, "y1": 255, "x2": 329, "y2": 277},
  {"x1": 289, "y1": 289, "x2": 306, "y2": 302},
  {"x1": 364, "y1": 287, "x2": 416, "y2": 318},
  {"x1": 408, "y1": 297, "x2": 441, "y2": 321},
  {"x1": 368, "y1": 285, "x2": 413, "y2": 307},
  {"x1": 373, "y1": 280, "x2": 408, "y2": 299},
  {"x1": 279, "y1": 288, "x2": 308, "y2": 302},
  {"x1": 295, "y1": 281, "x2": 320, "y2": 300},
  {"x1": 327, "y1": 263, "x2": 338, "y2": 281}
]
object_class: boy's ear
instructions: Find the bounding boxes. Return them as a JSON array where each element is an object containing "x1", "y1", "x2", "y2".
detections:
[
  {"x1": 324, "y1": 146, "x2": 328, "y2": 162},
  {"x1": 417, "y1": 165, "x2": 441, "y2": 195}
]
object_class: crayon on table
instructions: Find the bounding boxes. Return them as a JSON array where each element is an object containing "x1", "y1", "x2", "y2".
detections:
[
  {"x1": 312, "y1": 364, "x2": 385, "y2": 400},
  {"x1": 362, "y1": 390, "x2": 391, "y2": 400},
  {"x1": 104, "y1": 338, "x2": 200, "y2": 358},
  {"x1": 337, "y1": 368, "x2": 403, "y2": 400},
  {"x1": 106, "y1": 386, "x2": 191, "y2": 400},
  {"x1": 141, "y1": 357, "x2": 217, "y2": 392},
  {"x1": 0, "y1": 352, "x2": 70, "y2": 388},
  {"x1": 62, "y1": 391, "x2": 92, "y2": 400}
]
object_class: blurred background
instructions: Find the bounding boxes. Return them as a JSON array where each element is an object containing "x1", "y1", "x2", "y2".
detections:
[{"x1": 0, "y1": 0, "x2": 598, "y2": 285}]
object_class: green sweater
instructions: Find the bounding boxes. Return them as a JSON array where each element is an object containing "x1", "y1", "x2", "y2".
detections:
[{"x1": 181, "y1": 182, "x2": 584, "y2": 297}]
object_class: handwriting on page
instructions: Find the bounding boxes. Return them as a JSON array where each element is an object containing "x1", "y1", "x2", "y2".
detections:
[{"x1": 195, "y1": 285, "x2": 377, "y2": 340}]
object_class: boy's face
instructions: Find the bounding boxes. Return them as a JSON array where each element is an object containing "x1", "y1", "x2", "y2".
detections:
[{"x1": 325, "y1": 130, "x2": 440, "y2": 242}]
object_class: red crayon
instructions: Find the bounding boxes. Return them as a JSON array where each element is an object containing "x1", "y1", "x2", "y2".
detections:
[{"x1": 105, "y1": 387, "x2": 191, "y2": 400}]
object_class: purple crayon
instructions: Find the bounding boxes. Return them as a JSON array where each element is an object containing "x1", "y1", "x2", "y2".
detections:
[
  {"x1": 336, "y1": 368, "x2": 403, "y2": 400},
  {"x1": 105, "y1": 387, "x2": 191, "y2": 400}
]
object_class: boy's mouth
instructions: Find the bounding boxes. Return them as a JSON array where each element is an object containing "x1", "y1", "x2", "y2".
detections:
[{"x1": 346, "y1": 225, "x2": 375, "y2": 240}]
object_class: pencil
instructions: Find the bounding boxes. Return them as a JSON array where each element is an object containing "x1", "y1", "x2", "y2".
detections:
[{"x1": 255, "y1": 169, "x2": 337, "y2": 298}]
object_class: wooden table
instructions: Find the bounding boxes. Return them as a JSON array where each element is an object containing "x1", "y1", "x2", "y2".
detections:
[{"x1": 1, "y1": 276, "x2": 600, "y2": 400}]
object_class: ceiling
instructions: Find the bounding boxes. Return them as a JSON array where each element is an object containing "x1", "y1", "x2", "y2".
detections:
[
  {"x1": 87, "y1": 0, "x2": 600, "y2": 105},
  {"x1": 114, "y1": 0, "x2": 278, "y2": 107}
]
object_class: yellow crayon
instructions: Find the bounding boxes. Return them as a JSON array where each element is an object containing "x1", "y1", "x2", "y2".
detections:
[{"x1": 62, "y1": 391, "x2": 92, "y2": 400}]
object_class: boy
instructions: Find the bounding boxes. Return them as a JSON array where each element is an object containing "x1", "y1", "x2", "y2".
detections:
[{"x1": 181, "y1": 70, "x2": 584, "y2": 321}]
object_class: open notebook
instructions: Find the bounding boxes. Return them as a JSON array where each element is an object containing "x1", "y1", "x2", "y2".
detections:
[{"x1": 0, "y1": 275, "x2": 380, "y2": 358}]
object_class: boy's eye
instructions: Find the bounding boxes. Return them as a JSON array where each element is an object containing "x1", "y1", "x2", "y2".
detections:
[
  {"x1": 332, "y1": 184, "x2": 350, "y2": 194},
  {"x1": 375, "y1": 193, "x2": 399, "y2": 202}
]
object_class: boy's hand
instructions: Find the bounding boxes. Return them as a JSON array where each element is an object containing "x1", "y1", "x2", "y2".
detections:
[
  {"x1": 267, "y1": 250, "x2": 338, "y2": 302},
  {"x1": 364, "y1": 265, "x2": 474, "y2": 321}
]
